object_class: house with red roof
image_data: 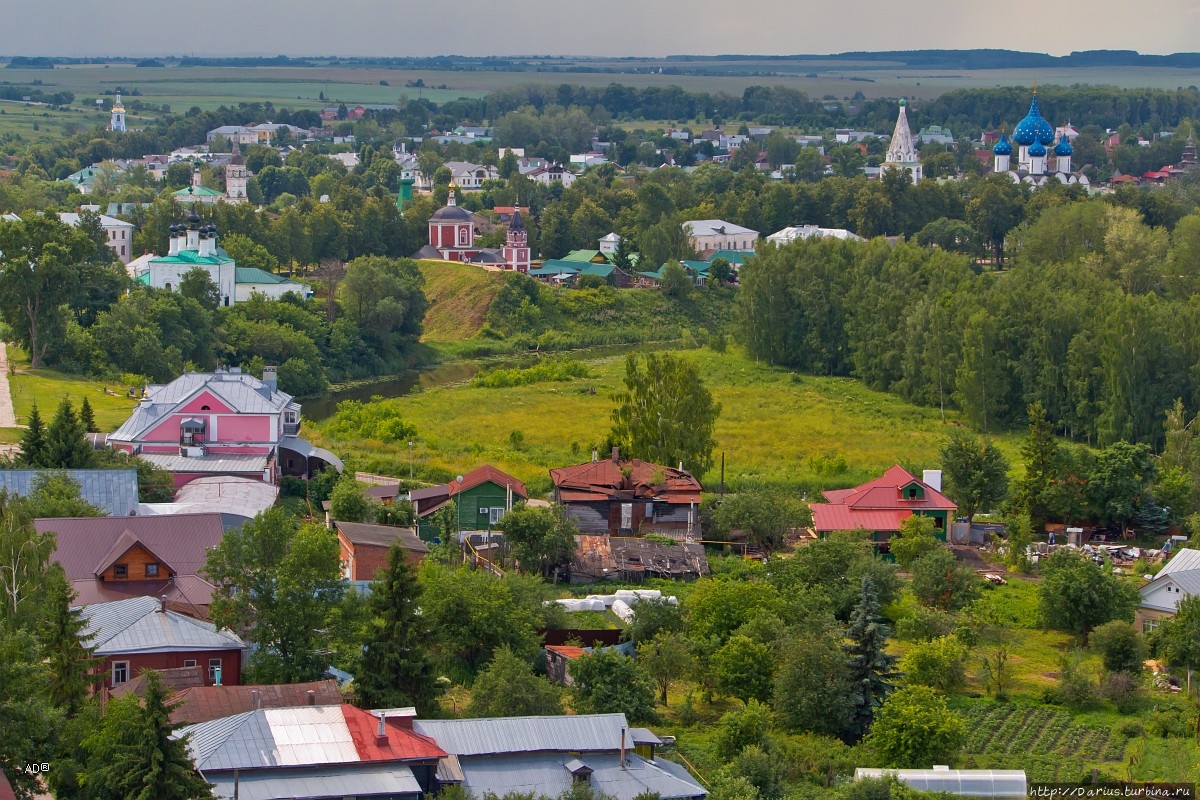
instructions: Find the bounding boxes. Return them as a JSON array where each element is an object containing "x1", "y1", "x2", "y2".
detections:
[
  {"x1": 37, "y1": 512, "x2": 226, "y2": 614},
  {"x1": 550, "y1": 448, "x2": 703, "y2": 536},
  {"x1": 411, "y1": 464, "x2": 527, "y2": 540},
  {"x1": 808, "y1": 465, "x2": 956, "y2": 553},
  {"x1": 178, "y1": 704, "x2": 447, "y2": 799}
]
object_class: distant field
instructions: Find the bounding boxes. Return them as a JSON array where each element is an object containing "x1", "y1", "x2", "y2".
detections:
[
  {"x1": 309, "y1": 347, "x2": 1025, "y2": 495},
  {"x1": 2, "y1": 62, "x2": 1198, "y2": 119},
  {"x1": 0, "y1": 99, "x2": 108, "y2": 140},
  {"x1": 417, "y1": 260, "x2": 504, "y2": 342}
]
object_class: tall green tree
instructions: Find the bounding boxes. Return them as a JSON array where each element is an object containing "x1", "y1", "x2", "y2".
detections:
[
  {"x1": 843, "y1": 577, "x2": 899, "y2": 742},
  {"x1": 940, "y1": 429, "x2": 1010, "y2": 523},
  {"x1": 19, "y1": 403, "x2": 47, "y2": 467},
  {"x1": 865, "y1": 685, "x2": 966, "y2": 768},
  {"x1": 39, "y1": 568, "x2": 100, "y2": 715},
  {"x1": 43, "y1": 399, "x2": 93, "y2": 469},
  {"x1": 354, "y1": 544, "x2": 441, "y2": 715},
  {"x1": 467, "y1": 646, "x2": 563, "y2": 717},
  {"x1": 714, "y1": 489, "x2": 810, "y2": 555},
  {"x1": 328, "y1": 474, "x2": 373, "y2": 523},
  {"x1": 77, "y1": 397, "x2": 97, "y2": 434},
  {"x1": 1038, "y1": 549, "x2": 1139, "y2": 643},
  {"x1": 889, "y1": 515, "x2": 940, "y2": 571},
  {"x1": 910, "y1": 548, "x2": 980, "y2": 611},
  {"x1": 205, "y1": 508, "x2": 346, "y2": 682},
  {"x1": 1016, "y1": 402, "x2": 1061, "y2": 524},
  {"x1": 337, "y1": 256, "x2": 427, "y2": 358},
  {"x1": 498, "y1": 503, "x2": 576, "y2": 580},
  {"x1": 637, "y1": 632, "x2": 692, "y2": 705},
  {"x1": 1153, "y1": 594, "x2": 1200, "y2": 682},
  {"x1": 0, "y1": 215, "x2": 96, "y2": 368},
  {"x1": 1086, "y1": 441, "x2": 1157, "y2": 535},
  {"x1": 953, "y1": 309, "x2": 1008, "y2": 433},
  {"x1": 610, "y1": 352, "x2": 721, "y2": 477},
  {"x1": 569, "y1": 648, "x2": 658, "y2": 723},
  {"x1": 773, "y1": 629, "x2": 853, "y2": 738},
  {"x1": 0, "y1": 492, "x2": 52, "y2": 629},
  {"x1": 713, "y1": 634, "x2": 774, "y2": 704},
  {"x1": 0, "y1": 629, "x2": 61, "y2": 800},
  {"x1": 81, "y1": 671, "x2": 212, "y2": 800}
]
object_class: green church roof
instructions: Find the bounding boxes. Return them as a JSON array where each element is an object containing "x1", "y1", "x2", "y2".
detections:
[
  {"x1": 235, "y1": 267, "x2": 288, "y2": 284},
  {"x1": 172, "y1": 185, "x2": 224, "y2": 198},
  {"x1": 149, "y1": 247, "x2": 233, "y2": 266}
]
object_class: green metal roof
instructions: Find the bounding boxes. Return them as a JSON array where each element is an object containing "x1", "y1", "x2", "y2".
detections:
[
  {"x1": 172, "y1": 185, "x2": 224, "y2": 198},
  {"x1": 562, "y1": 249, "x2": 610, "y2": 264},
  {"x1": 235, "y1": 267, "x2": 287, "y2": 284},
  {"x1": 529, "y1": 260, "x2": 581, "y2": 276},
  {"x1": 149, "y1": 248, "x2": 233, "y2": 266},
  {"x1": 706, "y1": 250, "x2": 754, "y2": 264},
  {"x1": 577, "y1": 263, "x2": 618, "y2": 278}
]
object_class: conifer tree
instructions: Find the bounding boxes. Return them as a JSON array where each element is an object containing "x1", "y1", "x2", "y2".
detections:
[
  {"x1": 39, "y1": 567, "x2": 100, "y2": 715},
  {"x1": 353, "y1": 543, "x2": 441, "y2": 714},
  {"x1": 78, "y1": 396, "x2": 97, "y2": 434},
  {"x1": 83, "y1": 670, "x2": 212, "y2": 800},
  {"x1": 19, "y1": 402, "x2": 46, "y2": 467},
  {"x1": 44, "y1": 399, "x2": 93, "y2": 469},
  {"x1": 843, "y1": 577, "x2": 899, "y2": 743}
]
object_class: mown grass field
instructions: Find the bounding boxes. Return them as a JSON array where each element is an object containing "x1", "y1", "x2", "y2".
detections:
[
  {"x1": 417, "y1": 260, "x2": 504, "y2": 342},
  {"x1": 0, "y1": 99, "x2": 108, "y2": 140},
  {"x1": 4, "y1": 346, "x2": 136, "y2": 433},
  {"x1": 309, "y1": 347, "x2": 1025, "y2": 496}
]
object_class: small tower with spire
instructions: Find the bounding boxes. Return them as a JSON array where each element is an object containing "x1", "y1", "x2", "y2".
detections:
[
  {"x1": 881, "y1": 98, "x2": 922, "y2": 184},
  {"x1": 109, "y1": 90, "x2": 126, "y2": 133},
  {"x1": 502, "y1": 207, "x2": 530, "y2": 272},
  {"x1": 225, "y1": 139, "x2": 250, "y2": 203}
]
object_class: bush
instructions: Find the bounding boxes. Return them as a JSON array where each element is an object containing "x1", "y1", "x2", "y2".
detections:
[
  {"x1": 715, "y1": 699, "x2": 772, "y2": 760},
  {"x1": 1090, "y1": 620, "x2": 1146, "y2": 675},
  {"x1": 1113, "y1": 718, "x2": 1144, "y2": 739},
  {"x1": 1098, "y1": 671, "x2": 1144, "y2": 713},
  {"x1": 1148, "y1": 705, "x2": 1192, "y2": 738},
  {"x1": 1056, "y1": 654, "x2": 1098, "y2": 710},
  {"x1": 900, "y1": 636, "x2": 968, "y2": 692},
  {"x1": 895, "y1": 607, "x2": 956, "y2": 642}
]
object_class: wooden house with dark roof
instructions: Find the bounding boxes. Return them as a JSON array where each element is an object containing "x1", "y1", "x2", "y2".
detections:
[
  {"x1": 411, "y1": 465, "x2": 527, "y2": 541},
  {"x1": 550, "y1": 449, "x2": 703, "y2": 536}
]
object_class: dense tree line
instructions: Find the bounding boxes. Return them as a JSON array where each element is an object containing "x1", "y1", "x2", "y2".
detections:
[{"x1": 738, "y1": 198, "x2": 1200, "y2": 451}]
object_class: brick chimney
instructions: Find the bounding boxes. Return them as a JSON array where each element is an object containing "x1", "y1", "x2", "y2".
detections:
[
  {"x1": 375, "y1": 714, "x2": 389, "y2": 747},
  {"x1": 611, "y1": 446, "x2": 619, "y2": 463}
]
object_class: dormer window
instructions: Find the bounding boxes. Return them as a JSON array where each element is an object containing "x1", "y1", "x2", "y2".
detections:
[
  {"x1": 113, "y1": 564, "x2": 127, "y2": 579},
  {"x1": 180, "y1": 418, "x2": 206, "y2": 446},
  {"x1": 284, "y1": 411, "x2": 298, "y2": 424},
  {"x1": 145, "y1": 564, "x2": 160, "y2": 577}
]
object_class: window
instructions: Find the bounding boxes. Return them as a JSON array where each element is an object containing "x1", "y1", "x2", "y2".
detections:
[
  {"x1": 208, "y1": 658, "x2": 222, "y2": 682},
  {"x1": 120, "y1": 245, "x2": 125, "y2": 256},
  {"x1": 112, "y1": 661, "x2": 129, "y2": 685},
  {"x1": 489, "y1": 507, "x2": 505, "y2": 524},
  {"x1": 183, "y1": 659, "x2": 197, "y2": 667},
  {"x1": 145, "y1": 563, "x2": 159, "y2": 577},
  {"x1": 113, "y1": 564, "x2": 128, "y2": 579},
  {"x1": 1143, "y1": 619, "x2": 1159, "y2": 634}
]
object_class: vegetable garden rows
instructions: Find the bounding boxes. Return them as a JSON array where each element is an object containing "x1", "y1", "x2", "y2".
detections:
[{"x1": 958, "y1": 704, "x2": 1127, "y2": 782}]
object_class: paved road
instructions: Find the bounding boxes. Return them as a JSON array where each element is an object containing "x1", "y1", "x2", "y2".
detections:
[{"x1": 0, "y1": 343, "x2": 16, "y2": 428}]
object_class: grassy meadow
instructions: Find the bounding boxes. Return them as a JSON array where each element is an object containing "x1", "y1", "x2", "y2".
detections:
[
  {"x1": 4, "y1": 346, "x2": 136, "y2": 433},
  {"x1": 418, "y1": 260, "x2": 504, "y2": 342},
  {"x1": 308, "y1": 346, "x2": 1025, "y2": 496}
]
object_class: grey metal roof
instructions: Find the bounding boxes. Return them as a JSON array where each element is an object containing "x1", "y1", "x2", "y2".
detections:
[
  {"x1": 279, "y1": 435, "x2": 344, "y2": 472},
  {"x1": 111, "y1": 371, "x2": 297, "y2": 443},
  {"x1": 139, "y1": 476, "x2": 279, "y2": 521},
  {"x1": 0, "y1": 469, "x2": 139, "y2": 516},
  {"x1": 136, "y1": 453, "x2": 270, "y2": 474},
  {"x1": 80, "y1": 596, "x2": 246, "y2": 655},
  {"x1": 456, "y1": 752, "x2": 705, "y2": 800},
  {"x1": 205, "y1": 763, "x2": 421, "y2": 800},
  {"x1": 336, "y1": 522, "x2": 429, "y2": 552},
  {"x1": 413, "y1": 714, "x2": 628, "y2": 756},
  {"x1": 1156, "y1": 548, "x2": 1200, "y2": 595},
  {"x1": 181, "y1": 706, "x2": 360, "y2": 772}
]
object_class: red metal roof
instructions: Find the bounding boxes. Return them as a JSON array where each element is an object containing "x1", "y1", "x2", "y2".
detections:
[
  {"x1": 550, "y1": 457, "x2": 703, "y2": 503},
  {"x1": 812, "y1": 465, "x2": 955, "y2": 532},
  {"x1": 341, "y1": 705, "x2": 447, "y2": 762},
  {"x1": 811, "y1": 504, "x2": 910, "y2": 533},
  {"x1": 446, "y1": 465, "x2": 527, "y2": 500},
  {"x1": 546, "y1": 644, "x2": 588, "y2": 659}
]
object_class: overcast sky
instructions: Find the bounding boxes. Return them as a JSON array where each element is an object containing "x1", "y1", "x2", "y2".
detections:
[{"x1": 3, "y1": 0, "x2": 1200, "y2": 58}]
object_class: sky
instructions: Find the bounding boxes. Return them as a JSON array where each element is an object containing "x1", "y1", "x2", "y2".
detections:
[{"x1": 2, "y1": 0, "x2": 1200, "y2": 58}]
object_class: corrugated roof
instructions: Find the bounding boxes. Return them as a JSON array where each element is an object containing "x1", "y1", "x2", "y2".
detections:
[
  {"x1": 206, "y1": 764, "x2": 421, "y2": 800},
  {"x1": 413, "y1": 714, "x2": 628, "y2": 756},
  {"x1": 454, "y1": 752, "x2": 705, "y2": 800},
  {"x1": 80, "y1": 596, "x2": 245, "y2": 655},
  {"x1": 235, "y1": 267, "x2": 287, "y2": 284},
  {"x1": 551, "y1": 459, "x2": 702, "y2": 503},
  {"x1": 813, "y1": 465, "x2": 955, "y2": 532},
  {"x1": 67, "y1": 574, "x2": 217, "y2": 611},
  {"x1": 447, "y1": 465, "x2": 527, "y2": 500},
  {"x1": 279, "y1": 436, "x2": 344, "y2": 472},
  {"x1": 1154, "y1": 548, "x2": 1200, "y2": 595},
  {"x1": 170, "y1": 680, "x2": 343, "y2": 725},
  {"x1": 810, "y1": 505, "x2": 909, "y2": 533},
  {"x1": 136, "y1": 453, "x2": 271, "y2": 474},
  {"x1": 0, "y1": 469, "x2": 139, "y2": 516},
  {"x1": 336, "y1": 522, "x2": 429, "y2": 553},
  {"x1": 40, "y1": 512, "x2": 226, "y2": 581}
]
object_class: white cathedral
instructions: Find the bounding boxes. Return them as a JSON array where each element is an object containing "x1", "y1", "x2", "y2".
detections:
[
  {"x1": 992, "y1": 91, "x2": 1089, "y2": 186},
  {"x1": 881, "y1": 98, "x2": 922, "y2": 184}
]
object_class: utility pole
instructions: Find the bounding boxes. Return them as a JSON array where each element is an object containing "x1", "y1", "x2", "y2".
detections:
[{"x1": 408, "y1": 440, "x2": 414, "y2": 480}]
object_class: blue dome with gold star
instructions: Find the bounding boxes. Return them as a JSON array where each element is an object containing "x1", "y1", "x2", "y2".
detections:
[
  {"x1": 993, "y1": 131, "x2": 1013, "y2": 156},
  {"x1": 1013, "y1": 96, "x2": 1055, "y2": 147}
]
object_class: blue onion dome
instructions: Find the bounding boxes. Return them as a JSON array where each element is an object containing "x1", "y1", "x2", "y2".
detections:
[
  {"x1": 1054, "y1": 136, "x2": 1073, "y2": 157},
  {"x1": 1028, "y1": 140, "x2": 1048, "y2": 157},
  {"x1": 993, "y1": 131, "x2": 1013, "y2": 156},
  {"x1": 1013, "y1": 95, "x2": 1055, "y2": 146}
]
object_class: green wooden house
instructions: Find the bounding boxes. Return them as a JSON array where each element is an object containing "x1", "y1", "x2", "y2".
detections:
[{"x1": 412, "y1": 465, "x2": 528, "y2": 541}]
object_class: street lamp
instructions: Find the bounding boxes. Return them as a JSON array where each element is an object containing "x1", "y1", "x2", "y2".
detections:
[{"x1": 408, "y1": 440, "x2": 414, "y2": 480}]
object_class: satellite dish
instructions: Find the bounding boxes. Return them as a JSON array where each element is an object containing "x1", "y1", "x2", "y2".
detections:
[{"x1": 456, "y1": 475, "x2": 463, "y2": 483}]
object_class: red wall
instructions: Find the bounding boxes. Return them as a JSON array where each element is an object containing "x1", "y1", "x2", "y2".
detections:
[{"x1": 101, "y1": 648, "x2": 242, "y2": 689}]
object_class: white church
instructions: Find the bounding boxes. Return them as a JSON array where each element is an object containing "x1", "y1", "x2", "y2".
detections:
[{"x1": 992, "y1": 91, "x2": 1089, "y2": 186}]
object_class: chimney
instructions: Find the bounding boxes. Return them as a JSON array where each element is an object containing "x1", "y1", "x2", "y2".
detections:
[
  {"x1": 159, "y1": 595, "x2": 167, "y2": 613},
  {"x1": 923, "y1": 469, "x2": 943, "y2": 492},
  {"x1": 306, "y1": 690, "x2": 316, "y2": 706},
  {"x1": 262, "y1": 366, "x2": 278, "y2": 392},
  {"x1": 592, "y1": 448, "x2": 598, "y2": 462},
  {"x1": 375, "y1": 714, "x2": 389, "y2": 747},
  {"x1": 251, "y1": 689, "x2": 260, "y2": 709},
  {"x1": 611, "y1": 446, "x2": 619, "y2": 463},
  {"x1": 619, "y1": 727, "x2": 626, "y2": 769},
  {"x1": 192, "y1": 167, "x2": 202, "y2": 188}
]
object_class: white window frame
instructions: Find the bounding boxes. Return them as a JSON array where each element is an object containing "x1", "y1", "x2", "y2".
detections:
[
  {"x1": 208, "y1": 658, "x2": 222, "y2": 682},
  {"x1": 183, "y1": 659, "x2": 197, "y2": 667},
  {"x1": 489, "y1": 507, "x2": 505, "y2": 525},
  {"x1": 112, "y1": 661, "x2": 130, "y2": 685}
]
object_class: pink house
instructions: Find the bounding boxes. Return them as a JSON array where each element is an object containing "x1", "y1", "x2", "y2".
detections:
[{"x1": 108, "y1": 368, "x2": 343, "y2": 488}]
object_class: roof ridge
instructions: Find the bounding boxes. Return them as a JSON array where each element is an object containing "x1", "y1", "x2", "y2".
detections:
[{"x1": 88, "y1": 596, "x2": 161, "y2": 647}]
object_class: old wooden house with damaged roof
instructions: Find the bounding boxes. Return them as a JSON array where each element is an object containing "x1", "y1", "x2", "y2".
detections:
[{"x1": 550, "y1": 449, "x2": 703, "y2": 537}]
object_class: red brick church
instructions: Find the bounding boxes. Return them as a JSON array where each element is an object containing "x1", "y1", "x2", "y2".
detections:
[{"x1": 414, "y1": 186, "x2": 530, "y2": 271}]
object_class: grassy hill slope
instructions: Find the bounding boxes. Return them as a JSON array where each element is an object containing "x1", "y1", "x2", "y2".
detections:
[
  {"x1": 311, "y1": 347, "x2": 1024, "y2": 496},
  {"x1": 417, "y1": 260, "x2": 504, "y2": 343}
]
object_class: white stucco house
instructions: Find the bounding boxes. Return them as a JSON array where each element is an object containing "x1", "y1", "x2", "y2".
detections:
[
  {"x1": 683, "y1": 219, "x2": 759, "y2": 254},
  {"x1": 1137, "y1": 548, "x2": 1200, "y2": 633}
]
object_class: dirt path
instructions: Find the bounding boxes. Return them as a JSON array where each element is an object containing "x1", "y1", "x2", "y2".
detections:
[{"x1": 0, "y1": 343, "x2": 16, "y2": 428}]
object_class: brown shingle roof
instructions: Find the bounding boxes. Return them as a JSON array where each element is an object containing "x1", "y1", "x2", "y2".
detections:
[
  {"x1": 38, "y1": 513, "x2": 226, "y2": 580},
  {"x1": 335, "y1": 522, "x2": 430, "y2": 552}
]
